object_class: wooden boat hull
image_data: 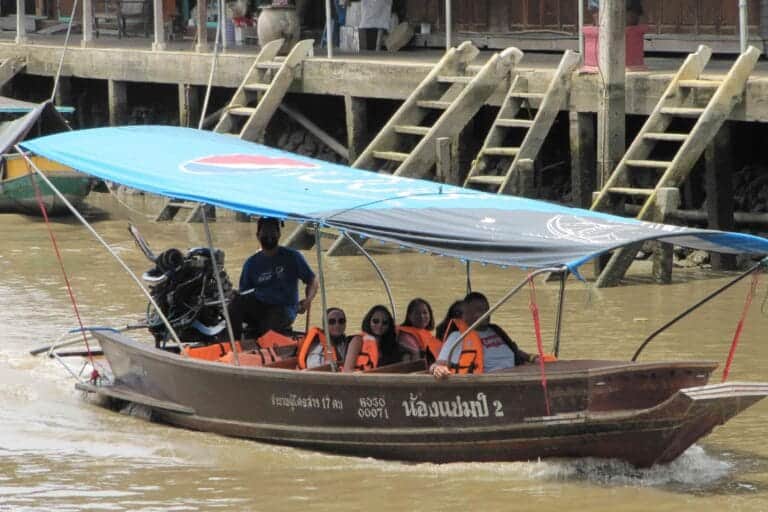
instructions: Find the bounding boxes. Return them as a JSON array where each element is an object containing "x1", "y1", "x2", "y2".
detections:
[
  {"x1": 0, "y1": 155, "x2": 91, "y2": 215},
  {"x1": 85, "y1": 331, "x2": 768, "y2": 467}
]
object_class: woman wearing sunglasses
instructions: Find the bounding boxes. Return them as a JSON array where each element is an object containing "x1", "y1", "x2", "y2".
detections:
[
  {"x1": 298, "y1": 307, "x2": 350, "y2": 369},
  {"x1": 342, "y1": 305, "x2": 399, "y2": 372}
]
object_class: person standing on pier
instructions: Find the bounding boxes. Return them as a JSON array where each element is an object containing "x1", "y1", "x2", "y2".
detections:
[{"x1": 229, "y1": 217, "x2": 318, "y2": 340}]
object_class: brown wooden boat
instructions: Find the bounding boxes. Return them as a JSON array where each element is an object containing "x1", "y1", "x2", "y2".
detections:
[{"x1": 74, "y1": 330, "x2": 768, "y2": 468}]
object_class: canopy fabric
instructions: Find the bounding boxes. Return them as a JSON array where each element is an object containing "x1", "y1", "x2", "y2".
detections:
[{"x1": 20, "y1": 125, "x2": 768, "y2": 271}]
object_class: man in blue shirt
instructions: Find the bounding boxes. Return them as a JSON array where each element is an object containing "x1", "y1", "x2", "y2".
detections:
[{"x1": 229, "y1": 217, "x2": 318, "y2": 340}]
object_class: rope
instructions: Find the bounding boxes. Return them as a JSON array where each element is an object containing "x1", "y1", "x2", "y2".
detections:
[
  {"x1": 527, "y1": 275, "x2": 551, "y2": 416},
  {"x1": 722, "y1": 272, "x2": 761, "y2": 382},
  {"x1": 29, "y1": 163, "x2": 99, "y2": 382},
  {"x1": 49, "y1": 0, "x2": 80, "y2": 102}
]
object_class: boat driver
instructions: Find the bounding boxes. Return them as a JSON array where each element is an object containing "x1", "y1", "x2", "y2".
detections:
[
  {"x1": 228, "y1": 217, "x2": 318, "y2": 340},
  {"x1": 431, "y1": 292, "x2": 537, "y2": 378}
]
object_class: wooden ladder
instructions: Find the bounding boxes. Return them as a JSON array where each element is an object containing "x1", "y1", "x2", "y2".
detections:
[
  {"x1": 156, "y1": 39, "x2": 314, "y2": 223},
  {"x1": 214, "y1": 38, "x2": 314, "y2": 142},
  {"x1": 463, "y1": 50, "x2": 581, "y2": 195},
  {"x1": 592, "y1": 44, "x2": 761, "y2": 287},
  {"x1": 353, "y1": 42, "x2": 523, "y2": 179}
]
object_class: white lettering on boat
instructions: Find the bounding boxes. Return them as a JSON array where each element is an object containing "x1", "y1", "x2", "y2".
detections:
[
  {"x1": 271, "y1": 393, "x2": 344, "y2": 412},
  {"x1": 402, "y1": 393, "x2": 499, "y2": 418},
  {"x1": 357, "y1": 396, "x2": 389, "y2": 421}
]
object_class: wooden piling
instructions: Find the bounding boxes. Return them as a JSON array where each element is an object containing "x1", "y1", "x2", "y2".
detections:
[
  {"x1": 107, "y1": 80, "x2": 128, "y2": 126},
  {"x1": 15, "y1": 0, "x2": 27, "y2": 44},
  {"x1": 178, "y1": 84, "x2": 200, "y2": 128},
  {"x1": 569, "y1": 112, "x2": 597, "y2": 208},
  {"x1": 704, "y1": 123, "x2": 737, "y2": 270},
  {"x1": 596, "y1": 0, "x2": 626, "y2": 187},
  {"x1": 344, "y1": 95, "x2": 368, "y2": 164},
  {"x1": 195, "y1": 0, "x2": 208, "y2": 52},
  {"x1": 152, "y1": 0, "x2": 167, "y2": 51},
  {"x1": 81, "y1": 0, "x2": 94, "y2": 47}
]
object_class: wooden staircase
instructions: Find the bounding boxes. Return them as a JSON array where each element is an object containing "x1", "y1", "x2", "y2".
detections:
[
  {"x1": 592, "y1": 44, "x2": 761, "y2": 287},
  {"x1": 463, "y1": 50, "x2": 581, "y2": 195},
  {"x1": 353, "y1": 41, "x2": 523, "y2": 179},
  {"x1": 156, "y1": 39, "x2": 313, "y2": 223}
]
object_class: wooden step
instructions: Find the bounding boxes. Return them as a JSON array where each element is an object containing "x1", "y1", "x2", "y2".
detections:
[
  {"x1": 417, "y1": 100, "x2": 452, "y2": 110},
  {"x1": 467, "y1": 175, "x2": 506, "y2": 186},
  {"x1": 256, "y1": 61, "x2": 283, "y2": 70},
  {"x1": 607, "y1": 187, "x2": 654, "y2": 197},
  {"x1": 243, "y1": 82, "x2": 270, "y2": 92},
  {"x1": 510, "y1": 92, "x2": 545, "y2": 100},
  {"x1": 642, "y1": 132, "x2": 689, "y2": 142},
  {"x1": 626, "y1": 159, "x2": 671, "y2": 169},
  {"x1": 483, "y1": 147, "x2": 520, "y2": 157},
  {"x1": 678, "y1": 79, "x2": 722, "y2": 89},
  {"x1": 166, "y1": 201, "x2": 196, "y2": 209},
  {"x1": 437, "y1": 75, "x2": 473, "y2": 84},
  {"x1": 372, "y1": 151, "x2": 410, "y2": 162},
  {"x1": 660, "y1": 107, "x2": 706, "y2": 117},
  {"x1": 229, "y1": 106, "x2": 258, "y2": 116},
  {"x1": 496, "y1": 118, "x2": 534, "y2": 128},
  {"x1": 394, "y1": 125, "x2": 430, "y2": 136}
]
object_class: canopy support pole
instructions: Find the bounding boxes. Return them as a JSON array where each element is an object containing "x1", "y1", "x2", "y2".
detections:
[
  {"x1": 315, "y1": 223, "x2": 336, "y2": 370},
  {"x1": 18, "y1": 149, "x2": 185, "y2": 352},
  {"x1": 200, "y1": 206, "x2": 239, "y2": 365},
  {"x1": 447, "y1": 266, "x2": 566, "y2": 362},
  {"x1": 465, "y1": 261, "x2": 472, "y2": 295},
  {"x1": 342, "y1": 232, "x2": 397, "y2": 325},
  {"x1": 552, "y1": 269, "x2": 568, "y2": 357}
]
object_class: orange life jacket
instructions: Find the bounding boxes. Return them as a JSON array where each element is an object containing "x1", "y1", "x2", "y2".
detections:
[
  {"x1": 297, "y1": 327, "x2": 340, "y2": 369},
  {"x1": 353, "y1": 333, "x2": 380, "y2": 371},
  {"x1": 257, "y1": 329, "x2": 298, "y2": 350},
  {"x1": 398, "y1": 325, "x2": 443, "y2": 362},
  {"x1": 183, "y1": 341, "x2": 242, "y2": 361},
  {"x1": 448, "y1": 319, "x2": 485, "y2": 375}
]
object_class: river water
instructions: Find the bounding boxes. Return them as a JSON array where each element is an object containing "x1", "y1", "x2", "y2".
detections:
[{"x1": 1, "y1": 193, "x2": 767, "y2": 511}]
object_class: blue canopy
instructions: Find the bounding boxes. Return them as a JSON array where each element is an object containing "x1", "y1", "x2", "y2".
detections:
[{"x1": 20, "y1": 125, "x2": 768, "y2": 271}]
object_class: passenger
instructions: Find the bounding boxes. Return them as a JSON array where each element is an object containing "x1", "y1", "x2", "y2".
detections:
[
  {"x1": 434, "y1": 299, "x2": 465, "y2": 342},
  {"x1": 431, "y1": 292, "x2": 537, "y2": 378},
  {"x1": 228, "y1": 217, "x2": 318, "y2": 340},
  {"x1": 397, "y1": 298, "x2": 442, "y2": 363},
  {"x1": 298, "y1": 307, "x2": 350, "y2": 369},
  {"x1": 342, "y1": 305, "x2": 399, "y2": 372}
]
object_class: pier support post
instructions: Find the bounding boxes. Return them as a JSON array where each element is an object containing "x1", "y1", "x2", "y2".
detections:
[
  {"x1": 108, "y1": 80, "x2": 129, "y2": 126},
  {"x1": 596, "y1": 0, "x2": 626, "y2": 187},
  {"x1": 435, "y1": 137, "x2": 451, "y2": 183},
  {"x1": 195, "y1": 0, "x2": 208, "y2": 52},
  {"x1": 81, "y1": 0, "x2": 94, "y2": 47},
  {"x1": 178, "y1": 84, "x2": 200, "y2": 128},
  {"x1": 569, "y1": 112, "x2": 597, "y2": 208},
  {"x1": 705, "y1": 124, "x2": 737, "y2": 270},
  {"x1": 152, "y1": 0, "x2": 167, "y2": 51},
  {"x1": 15, "y1": 0, "x2": 27, "y2": 44},
  {"x1": 344, "y1": 95, "x2": 368, "y2": 164}
]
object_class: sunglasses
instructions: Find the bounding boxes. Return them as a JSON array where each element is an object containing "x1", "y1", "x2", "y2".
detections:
[
  {"x1": 328, "y1": 318, "x2": 346, "y2": 325},
  {"x1": 371, "y1": 318, "x2": 390, "y2": 326}
]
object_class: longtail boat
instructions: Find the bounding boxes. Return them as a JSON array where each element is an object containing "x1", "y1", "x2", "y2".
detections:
[
  {"x1": 20, "y1": 126, "x2": 768, "y2": 468},
  {"x1": 0, "y1": 98, "x2": 91, "y2": 214}
]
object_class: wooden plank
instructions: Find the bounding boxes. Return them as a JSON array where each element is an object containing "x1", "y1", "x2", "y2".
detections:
[{"x1": 279, "y1": 104, "x2": 350, "y2": 161}]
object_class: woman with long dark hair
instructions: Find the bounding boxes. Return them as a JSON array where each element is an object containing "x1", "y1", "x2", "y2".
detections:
[
  {"x1": 397, "y1": 298, "x2": 442, "y2": 363},
  {"x1": 343, "y1": 305, "x2": 398, "y2": 372}
]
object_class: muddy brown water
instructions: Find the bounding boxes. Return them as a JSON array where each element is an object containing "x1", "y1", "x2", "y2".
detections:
[{"x1": 1, "y1": 193, "x2": 768, "y2": 511}]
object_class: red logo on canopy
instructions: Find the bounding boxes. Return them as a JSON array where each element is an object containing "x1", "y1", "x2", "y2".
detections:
[{"x1": 181, "y1": 154, "x2": 319, "y2": 173}]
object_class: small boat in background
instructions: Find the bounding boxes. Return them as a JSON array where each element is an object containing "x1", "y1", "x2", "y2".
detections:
[{"x1": 0, "y1": 97, "x2": 92, "y2": 215}]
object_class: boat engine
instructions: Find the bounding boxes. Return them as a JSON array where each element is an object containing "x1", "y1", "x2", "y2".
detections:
[{"x1": 142, "y1": 246, "x2": 235, "y2": 347}]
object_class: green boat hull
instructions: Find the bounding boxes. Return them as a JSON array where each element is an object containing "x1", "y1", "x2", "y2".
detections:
[{"x1": 0, "y1": 172, "x2": 92, "y2": 215}]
